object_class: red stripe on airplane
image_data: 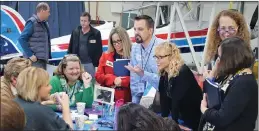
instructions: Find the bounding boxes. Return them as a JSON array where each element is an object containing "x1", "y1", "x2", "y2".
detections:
[
  {"x1": 101, "y1": 28, "x2": 208, "y2": 46},
  {"x1": 3, "y1": 9, "x2": 24, "y2": 32},
  {"x1": 155, "y1": 28, "x2": 208, "y2": 39},
  {"x1": 56, "y1": 28, "x2": 208, "y2": 50},
  {"x1": 58, "y1": 44, "x2": 69, "y2": 50},
  {"x1": 58, "y1": 42, "x2": 109, "y2": 49}
]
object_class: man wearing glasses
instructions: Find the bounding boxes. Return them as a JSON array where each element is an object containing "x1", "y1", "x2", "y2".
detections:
[
  {"x1": 125, "y1": 15, "x2": 164, "y2": 104},
  {"x1": 68, "y1": 12, "x2": 102, "y2": 77}
]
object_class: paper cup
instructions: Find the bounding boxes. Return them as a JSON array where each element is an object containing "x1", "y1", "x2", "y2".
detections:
[
  {"x1": 52, "y1": 92, "x2": 65, "y2": 104},
  {"x1": 76, "y1": 102, "x2": 86, "y2": 115},
  {"x1": 75, "y1": 115, "x2": 85, "y2": 130}
]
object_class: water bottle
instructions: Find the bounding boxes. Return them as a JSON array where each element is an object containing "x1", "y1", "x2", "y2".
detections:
[
  {"x1": 109, "y1": 102, "x2": 115, "y2": 116},
  {"x1": 89, "y1": 120, "x2": 98, "y2": 131},
  {"x1": 113, "y1": 99, "x2": 124, "y2": 130}
]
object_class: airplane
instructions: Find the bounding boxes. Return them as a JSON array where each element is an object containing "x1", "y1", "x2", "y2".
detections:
[
  {"x1": 0, "y1": 5, "x2": 115, "y2": 64},
  {"x1": 0, "y1": 3, "x2": 213, "y2": 65},
  {"x1": 1, "y1": 2, "x2": 258, "y2": 76}
]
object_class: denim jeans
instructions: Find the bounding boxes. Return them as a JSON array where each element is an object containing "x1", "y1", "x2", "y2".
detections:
[{"x1": 83, "y1": 63, "x2": 95, "y2": 78}]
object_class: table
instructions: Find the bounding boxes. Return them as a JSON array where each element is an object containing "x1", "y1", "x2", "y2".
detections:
[
  {"x1": 56, "y1": 107, "x2": 190, "y2": 130},
  {"x1": 56, "y1": 108, "x2": 114, "y2": 130}
]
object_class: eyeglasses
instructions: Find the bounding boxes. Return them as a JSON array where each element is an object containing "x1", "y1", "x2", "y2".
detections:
[
  {"x1": 153, "y1": 54, "x2": 171, "y2": 60},
  {"x1": 217, "y1": 26, "x2": 237, "y2": 35},
  {"x1": 112, "y1": 40, "x2": 122, "y2": 45},
  {"x1": 61, "y1": 54, "x2": 79, "y2": 68},
  {"x1": 62, "y1": 54, "x2": 79, "y2": 62},
  {"x1": 64, "y1": 54, "x2": 77, "y2": 58}
]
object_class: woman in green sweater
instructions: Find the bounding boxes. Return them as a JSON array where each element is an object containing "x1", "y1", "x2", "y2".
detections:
[{"x1": 45, "y1": 54, "x2": 94, "y2": 111}]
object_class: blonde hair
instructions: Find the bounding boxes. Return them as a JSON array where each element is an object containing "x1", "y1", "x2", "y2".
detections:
[
  {"x1": 54, "y1": 54, "x2": 85, "y2": 79},
  {"x1": 4, "y1": 57, "x2": 32, "y2": 82},
  {"x1": 204, "y1": 10, "x2": 251, "y2": 64},
  {"x1": 155, "y1": 42, "x2": 184, "y2": 78},
  {"x1": 107, "y1": 26, "x2": 132, "y2": 59},
  {"x1": 16, "y1": 67, "x2": 49, "y2": 101}
]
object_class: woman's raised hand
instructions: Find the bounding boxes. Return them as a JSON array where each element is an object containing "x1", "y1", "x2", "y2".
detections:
[{"x1": 82, "y1": 72, "x2": 92, "y2": 88}]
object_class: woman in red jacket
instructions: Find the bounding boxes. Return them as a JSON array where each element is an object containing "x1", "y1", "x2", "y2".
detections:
[{"x1": 95, "y1": 26, "x2": 132, "y2": 102}]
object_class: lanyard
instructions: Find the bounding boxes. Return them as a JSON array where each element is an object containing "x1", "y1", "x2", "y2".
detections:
[
  {"x1": 65, "y1": 83, "x2": 76, "y2": 100},
  {"x1": 140, "y1": 39, "x2": 156, "y2": 70}
]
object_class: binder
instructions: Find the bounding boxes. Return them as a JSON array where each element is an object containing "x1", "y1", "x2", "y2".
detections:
[
  {"x1": 113, "y1": 59, "x2": 130, "y2": 76},
  {"x1": 203, "y1": 79, "x2": 224, "y2": 109}
]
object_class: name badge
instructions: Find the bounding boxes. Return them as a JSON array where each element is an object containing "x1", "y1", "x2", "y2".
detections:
[
  {"x1": 106, "y1": 60, "x2": 113, "y2": 67},
  {"x1": 89, "y1": 40, "x2": 96, "y2": 43},
  {"x1": 138, "y1": 82, "x2": 145, "y2": 92}
]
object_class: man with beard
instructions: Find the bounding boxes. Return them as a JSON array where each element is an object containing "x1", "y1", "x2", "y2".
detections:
[{"x1": 125, "y1": 15, "x2": 164, "y2": 104}]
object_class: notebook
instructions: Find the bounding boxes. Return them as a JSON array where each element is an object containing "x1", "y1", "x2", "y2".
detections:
[
  {"x1": 203, "y1": 79, "x2": 224, "y2": 109},
  {"x1": 113, "y1": 59, "x2": 130, "y2": 77}
]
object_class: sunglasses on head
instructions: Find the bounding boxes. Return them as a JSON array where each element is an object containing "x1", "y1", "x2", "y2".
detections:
[
  {"x1": 61, "y1": 54, "x2": 79, "y2": 65},
  {"x1": 64, "y1": 54, "x2": 77, "y2": 57},
  {"x1": 62, "y1": 54, "x2": 79, "y2": 60}
]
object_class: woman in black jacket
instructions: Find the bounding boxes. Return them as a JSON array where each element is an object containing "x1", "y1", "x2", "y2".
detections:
[
  {"x1": 200, "y1": 37, "x2": 258, "y2": 131},
  {"x1": 154, "y1": 42, "x2": 203, "y2": 131}
]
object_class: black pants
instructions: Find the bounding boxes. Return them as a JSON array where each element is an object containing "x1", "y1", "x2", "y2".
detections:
[
  {"x1": 32, "y1": 59, "x2": 47, "y2": 70},
  {"x1": 159, "y1": 90, "x2": 199, "y2": 131}
]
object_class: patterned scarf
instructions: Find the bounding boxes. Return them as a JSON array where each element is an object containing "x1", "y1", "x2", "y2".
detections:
[
  {"x1": 60, "y1": 77, "x2": 84, "y2": 106},
  {"x1": 203, "y1": 70, "x2": 252, "y2": 131}
]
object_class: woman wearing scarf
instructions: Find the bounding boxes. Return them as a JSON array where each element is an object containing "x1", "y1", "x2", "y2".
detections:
[
  {"x1": 200, "y1": 37, "x2": 258, "y2": 131},
  {"x1": 46, "y1": 54, "x2": 94, "y2": 111}
]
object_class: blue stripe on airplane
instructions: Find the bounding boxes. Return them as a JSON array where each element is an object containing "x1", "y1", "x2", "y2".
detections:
[
  {"x1": 1, "y1": 10, "x2": 23, "y2": 53},
  {"x1": 171, "y1": 37, "x2": 206, "y2": 47}
]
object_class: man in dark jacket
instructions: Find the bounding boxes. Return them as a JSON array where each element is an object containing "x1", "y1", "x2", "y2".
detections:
[
  {"x1": 68, "y1": 12, "x2": 102, "y2": 77},
  {"x1": 18, "y1": 2, "x2": 51, "y2": 70}
]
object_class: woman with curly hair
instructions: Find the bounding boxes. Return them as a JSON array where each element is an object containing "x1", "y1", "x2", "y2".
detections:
[
  {"x1": 154, "y1": 42, "x2": 203, "y2": 130},
  {"x1": 203, "y1": 9, "x2": 251, "y2": 67},
  {"x1": 117, "y1": 102, "x2": 181, "y2": 131}
]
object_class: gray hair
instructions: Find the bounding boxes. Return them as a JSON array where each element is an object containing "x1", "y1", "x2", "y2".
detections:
[{"x1": 36, "y1": 2, "x2": 49, "y2": 13}]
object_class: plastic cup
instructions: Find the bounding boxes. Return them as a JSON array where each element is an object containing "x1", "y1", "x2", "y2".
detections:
[
  {"x1": 75, "y1": 115, "x2": 85, "y2": 130},
  {"x1": 76, "y1": 102, "x2": 86, "y2": 115},
  {"x1": 92, "y1": 102, "x2": 99, "y2": 112}
]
